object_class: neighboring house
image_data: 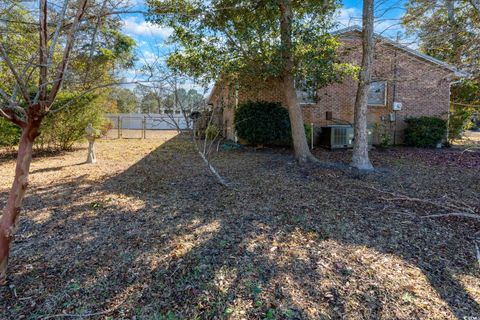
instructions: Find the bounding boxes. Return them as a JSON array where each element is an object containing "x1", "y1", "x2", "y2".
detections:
[{"x1": 207, "y1": 26, "x2": 468, "y2": 144}]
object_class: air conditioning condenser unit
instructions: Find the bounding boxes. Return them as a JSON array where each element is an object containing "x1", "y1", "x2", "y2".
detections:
[{"x1": 319, "y1": 125, "x2": 354, "y2": 149}]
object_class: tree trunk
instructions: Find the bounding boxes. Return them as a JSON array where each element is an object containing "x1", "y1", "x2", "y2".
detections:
[
  {"x1": 351, "y1": 0, "x2": 374, "y2": 171},
  {"x1": 0, "y1": 122, "x2": 40, "y2": 284},
  {"x1": 278, "y1": 0, "x2": 315, "y2": 164}
]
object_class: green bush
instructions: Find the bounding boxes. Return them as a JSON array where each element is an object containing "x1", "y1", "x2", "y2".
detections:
[
  {"x1": 304, "y1": 123, "x2": 313, "y2": 143},
  {"x1": 234, "y1": 101, "x2": 291, "y2": 145},
  {"x1": 404, "y1": 116, "x2": 447, "y2": 148},
  {"x1": 0, "y1": 117, "x2": 21, "y2": 147},
  {"x1": 36, "y1": 92, "x2": 106, "y2": 151},
  {"x1": 205, "y1": 124, "x2": 220, "y2": 140},
  {"x1": 372, "y1": 122, "x2": 392, "y2": 149},
  {"x1": 448, "y1": 107, "x2": 474, "y2": 142},
  {"x1": 234, "y1": 101, "x2": 314, "y2": 146}
]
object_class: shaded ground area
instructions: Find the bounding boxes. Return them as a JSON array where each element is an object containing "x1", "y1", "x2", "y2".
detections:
[{"x1": 0, "y1": 135, "x2": 479, "y2": 319}]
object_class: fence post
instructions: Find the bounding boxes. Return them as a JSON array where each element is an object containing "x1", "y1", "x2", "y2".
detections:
[
  {"x1": 143, "y1": 116, "x2": 146, "y2": 139},
  {"x1": 117, "y1": 116, "x2": 121, "y2": 139}
]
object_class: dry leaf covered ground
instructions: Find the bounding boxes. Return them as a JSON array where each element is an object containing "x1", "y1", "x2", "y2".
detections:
[{"x1": 0, "y1": 133, "x2": 479, "y2": 320}]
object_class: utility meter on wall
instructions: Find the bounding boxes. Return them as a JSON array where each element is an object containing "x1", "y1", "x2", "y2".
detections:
[{"x1": 393, "y1": 102, "x2": 402, "y2": 111}]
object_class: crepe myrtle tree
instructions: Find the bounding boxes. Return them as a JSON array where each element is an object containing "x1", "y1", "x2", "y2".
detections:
[
  {"x1": 147, "y1": 0, "x2": 352, "y2": 164},
  {"x1": 0, "y1": 0, "x2": 135, "y2": 284}
]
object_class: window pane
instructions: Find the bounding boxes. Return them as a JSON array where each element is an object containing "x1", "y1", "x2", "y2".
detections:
[
  {"x1": 295, "y1": 79, "x2": 316, "y2": 104},
  {"x1": 368, "y1": 81, "x2": 386, "y2": 106}
]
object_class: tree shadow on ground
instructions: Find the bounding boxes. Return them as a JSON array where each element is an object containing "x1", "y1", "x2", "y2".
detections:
[
  {"x1": 30, "y1": 162, "x2": 87, "y2": 174},
  {"x1": 1, "y1": 135, "x2": 479, "y2": 319}
]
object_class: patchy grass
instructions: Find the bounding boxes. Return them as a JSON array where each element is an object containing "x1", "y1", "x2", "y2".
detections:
[{"x1": 0, "y1": 134, "x2": 479, "y2": 320}]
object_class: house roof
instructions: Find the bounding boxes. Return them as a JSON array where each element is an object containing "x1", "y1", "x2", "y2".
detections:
[{"x1": 333, "y1": 25, "x2": 470, "y2": 78}]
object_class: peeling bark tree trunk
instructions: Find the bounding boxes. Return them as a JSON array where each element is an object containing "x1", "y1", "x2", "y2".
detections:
[
  {"x1": 0, "y1": 119, "x2": 41, "y2": 284},
  {"x1": 351, "y1": 0, "x2": 374, "y2": 171},
  {"x1": 278, "y1": 0, "x2": 315, "y2": 164},
  {"x1": 0, "y1": 0, "x2": 89, "y2": 284}
]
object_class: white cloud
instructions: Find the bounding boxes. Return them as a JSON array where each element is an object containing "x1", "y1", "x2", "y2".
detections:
[
  {"x1": 128, "y1": 0, "x2": 145, "y2": 5},
  {"x1": 140, "y1": 50, "x2": 158, "y2": 63},
  {"x1": 333, "y1": 6, "x2": 407, "y2": 40},
  {"x1": 335, "y1": 7, "x2": 361, "y2": 29},
  {"x1": 122, "y1": 17, "x2": 173, "y2": 38}
]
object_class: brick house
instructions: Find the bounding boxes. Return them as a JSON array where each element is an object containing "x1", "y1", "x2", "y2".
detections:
[{"x1": 207, "y1": 26, "x2": 468, "y2": 145}]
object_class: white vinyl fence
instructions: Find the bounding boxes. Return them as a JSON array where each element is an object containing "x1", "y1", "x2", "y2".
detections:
[{"x1": 105, "y1": 113, "x2": 190, "y2": 139}]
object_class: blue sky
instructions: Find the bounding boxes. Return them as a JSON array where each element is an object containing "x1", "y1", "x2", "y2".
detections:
[
  {"x1": 120, "y1": 0, "x2": 408, "y2": 87},
  {"x1": 339, "y1": 0, "x2": 407, "y2": 35},
  {"x1": 121, "y1": 0, "x2": 408, "y2": 50}
]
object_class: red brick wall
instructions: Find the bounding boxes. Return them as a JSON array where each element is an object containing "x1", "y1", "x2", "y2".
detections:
[
  {"x1": 209, "y1": 79, "x2": 287, "y2": 140},
  {"x1": 211, "y1": 32, "x2": 454, "y2": 143}
]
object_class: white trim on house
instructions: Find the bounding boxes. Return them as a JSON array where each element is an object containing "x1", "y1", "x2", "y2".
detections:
[{"x1": 332, "y1": 26, "x2": 470, "y2": 78}]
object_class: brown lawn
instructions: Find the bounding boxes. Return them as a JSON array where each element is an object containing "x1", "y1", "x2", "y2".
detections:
[{"x1": 0, "y1": 133, "x2": 479, "y2": 319}]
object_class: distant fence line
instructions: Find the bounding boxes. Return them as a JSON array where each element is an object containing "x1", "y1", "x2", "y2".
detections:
[{"x1": 104, "y1": 113, "x2": 190, "y2": 139}]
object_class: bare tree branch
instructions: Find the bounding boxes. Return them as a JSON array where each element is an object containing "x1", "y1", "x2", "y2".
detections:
[
  {"x1": 0, "y1": 44, "x2": 32, "y2": 105},
  {"x1": 0, "y1": 107, "x2": 27, "y2": 128},
  {"x1": 48, "y1": 0, "x2": 89, "y2": 104},
  {"x1": 39, "y1": 0, "x2": 49, "y2": 103},
  {"x1": 82, "y1": 0, "x2": 108, "y2": 84},
  {"x1": 422, "y1": 212, "x2": 480, "y2": 220},
  {"x1": 47, "y1": 0, "x2": 70, "y2": 65}
]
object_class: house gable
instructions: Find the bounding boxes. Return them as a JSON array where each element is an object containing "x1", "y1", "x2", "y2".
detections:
[{"x1": 333, "y1": 26, "x2": 468, "y2": 78}]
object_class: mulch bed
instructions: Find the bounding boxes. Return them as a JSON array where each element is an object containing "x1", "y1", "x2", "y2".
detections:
[{"x1": 0, "y1": 135, "x2": 479, "y2": 319}]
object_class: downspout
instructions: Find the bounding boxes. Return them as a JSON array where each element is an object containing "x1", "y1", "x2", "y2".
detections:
[
  {"x1": 234, "y1": 80, "x2": 239, "y2": 143},
  {"x1": 447, "y1": 79, "x2": 464, "y2": 144},
  {"x1": 392, "y1": 32, "x2": 400, "y2": 145}
]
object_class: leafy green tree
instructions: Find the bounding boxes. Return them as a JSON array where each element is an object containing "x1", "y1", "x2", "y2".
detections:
[
  {"x1": 403, "y1": 0, "x2": 480, "y2": 104},
  {"x1": 68, "y1": 30, "x2": 136, "y2": 91},
  {"x1": 37, "y1": 92, "x2": 107, "y2": 150},
  {"x1": 137, "y1": 86, "x2": 205, "y2": 114},
  {"x1": 147, "y1": 0, "x2": 350, "y2": 163},
  {"x1": 165, "y1": 88, "x2": 204, "y2": 112},
  {"x1": 139, "y1": 91, "x2": 161, "y2": 113},
  {"x1": 0, "y1": 2, "x2": 136, "y2": 94},
  {"x1": 0, "y1": 5, "x2": 38, "y2": 95},
  {"x1": 109, "y1": 87, "x2": 139, "y2": 113},
  {"x1": 404, "y1": 1, "x2": 476, "y2": 68}
]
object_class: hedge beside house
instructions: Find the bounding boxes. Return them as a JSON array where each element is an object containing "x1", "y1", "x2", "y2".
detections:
[
  {"x1": 234, "y1": 101, "x2": 291, "y2": 145},
  {"x1": 404, "y1": 116, "x2": 447, "y2": 148},
  {"x1": 234, "y1": 101, "x2": 312, "y2": 146}
]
